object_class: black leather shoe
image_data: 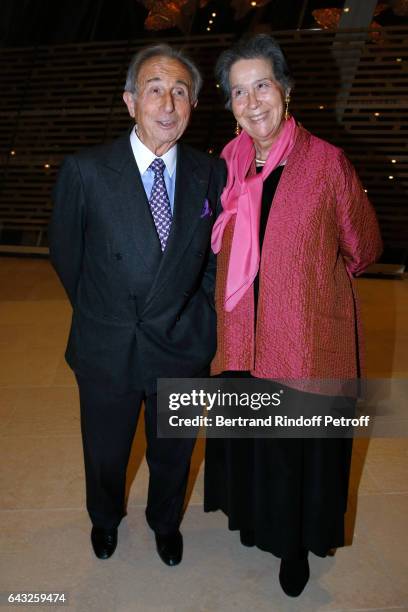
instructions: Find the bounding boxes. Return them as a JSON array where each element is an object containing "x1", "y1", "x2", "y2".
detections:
[
  {"x1": 239, "y1": 528, "x2": 255, "y2": 547},
  {"x1": 279, "y1": 556, "x2": 310, "y2": 597},
  {"x1": 91, "y1": 527, "x2": 117, "y2": 559},
  {"x1": 155, "y1": 531, "x2": 183, "y2": 566}
]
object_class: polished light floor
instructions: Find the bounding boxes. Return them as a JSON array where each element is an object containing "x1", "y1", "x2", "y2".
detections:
[{"x1": 1, "y1": 258, "x2": 407, "y2": 612}]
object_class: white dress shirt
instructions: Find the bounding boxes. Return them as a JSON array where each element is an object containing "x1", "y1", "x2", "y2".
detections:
[{"x1": 129, "y1": 127, "x2": 177, "y2": 212}]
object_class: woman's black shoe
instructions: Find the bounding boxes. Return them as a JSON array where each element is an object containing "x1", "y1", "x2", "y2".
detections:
[
  {"x1": 279, "y1": 556, "x2": 310, "y2": 597},
  {"x1": 91, "y1": 527, "x2": 118, "y2": 559},
  {"x1": 239, "y1": 529, "x2": 255, "y2": 547}
]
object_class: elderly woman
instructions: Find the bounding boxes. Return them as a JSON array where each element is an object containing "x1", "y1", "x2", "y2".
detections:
[{"x1": 204, "y1": 34, "x2": 382, "y2": 597}]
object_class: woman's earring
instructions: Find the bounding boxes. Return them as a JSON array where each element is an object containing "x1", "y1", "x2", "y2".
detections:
[
  {"x1": 284, "y1": 93, "x2": 291, "y2": 120},
  {"x1": 235, "y1": 121, "x2": 241, "y2": 136}
]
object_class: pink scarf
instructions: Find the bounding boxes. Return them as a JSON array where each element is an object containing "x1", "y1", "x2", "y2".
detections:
[{"x1": 211, "y1": 117, "x2": 298, "y2": 312}]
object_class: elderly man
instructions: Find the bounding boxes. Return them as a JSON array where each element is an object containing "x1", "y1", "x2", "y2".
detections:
[{"x1": 49, "y1": 44, "x2": 225, "y2": 565}]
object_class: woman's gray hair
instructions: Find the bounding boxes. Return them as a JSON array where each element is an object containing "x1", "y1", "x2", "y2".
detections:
[
  {"x1": 215, "y1": 34, "x2": 295, "y2": 110},
  {"x1": 124, "y1": 44, "x2": 202, "y2": 103}
]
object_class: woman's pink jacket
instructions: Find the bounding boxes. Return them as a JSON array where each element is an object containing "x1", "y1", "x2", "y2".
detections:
[{"x1": 211, "y1": 127, "x2": 383, "y2": 394}]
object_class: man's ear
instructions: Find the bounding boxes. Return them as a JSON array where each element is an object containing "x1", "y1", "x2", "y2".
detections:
[{"x1": 123, "y1": 91, "x2": 136, "y2": 118}]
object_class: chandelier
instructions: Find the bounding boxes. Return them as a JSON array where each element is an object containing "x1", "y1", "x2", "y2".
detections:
[{"x1": 137, "y1": 0, "x2": 210, "y2": 32}]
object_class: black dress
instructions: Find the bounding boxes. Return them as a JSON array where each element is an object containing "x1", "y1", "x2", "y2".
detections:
[{"x1": 204, "y1": 165, "x2": 353, "y2": 560}]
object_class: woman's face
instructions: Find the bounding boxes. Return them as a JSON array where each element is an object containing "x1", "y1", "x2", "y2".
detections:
[{"x1": 229, "y1": 58, "x2": 286, "y2": 149}]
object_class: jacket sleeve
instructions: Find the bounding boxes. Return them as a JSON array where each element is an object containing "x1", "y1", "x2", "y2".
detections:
[
  {"x1": 335, "y1": 151, "x2": 383, "y2": 276},
  {"x1": 201, "y1": 157, "x2": 227, "y2": 301},
  {"x1": 48, "y1": 155, "x2": 86, "y2": 305}
]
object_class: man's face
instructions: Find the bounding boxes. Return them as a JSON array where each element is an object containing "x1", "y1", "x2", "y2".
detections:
[{"x1": 123, "y1": 55, "x2": 196, "y2": 156}]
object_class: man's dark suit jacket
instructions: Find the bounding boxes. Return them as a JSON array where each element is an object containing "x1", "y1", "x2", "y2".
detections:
[{"x1": 49, "y1": 132, "x2": 226, "y2": 392}]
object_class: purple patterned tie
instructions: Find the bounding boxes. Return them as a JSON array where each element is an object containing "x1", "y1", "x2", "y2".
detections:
[{"x1": 148, "y1": 158, "x2": 172, "y2": 251}]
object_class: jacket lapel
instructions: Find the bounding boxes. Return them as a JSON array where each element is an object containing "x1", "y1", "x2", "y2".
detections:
[
  {"x1": 99, "y1": 133, "x2": 162, "y2": 272},
  {"x1": 261, "y1": 126, "x2": 311, "y2": 220},
  {"x1": 143, "y1": 143, "x2": 210, "y2": 307}
]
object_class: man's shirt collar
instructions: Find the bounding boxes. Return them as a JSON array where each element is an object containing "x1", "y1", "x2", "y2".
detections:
[{"x1": 130, "y1": 127, "x2": 177, "y2": 177}]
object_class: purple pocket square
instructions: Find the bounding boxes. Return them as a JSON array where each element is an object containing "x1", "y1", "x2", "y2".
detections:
[{"x1": 200, "y1": 198, "x2": 213, "y2": 218}]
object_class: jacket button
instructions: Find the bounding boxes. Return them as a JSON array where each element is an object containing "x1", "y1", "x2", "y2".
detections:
[
  {"x1": 196, "y1": 251, "x2": 204, "y2": 257},
  {"x1": 183, "y1": 291, "x2": 190, "y2": 297}
]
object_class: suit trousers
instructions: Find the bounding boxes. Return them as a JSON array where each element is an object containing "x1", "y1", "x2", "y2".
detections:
[{"x1": 76, "y1": 376, "x2": 196, "y2": 534}]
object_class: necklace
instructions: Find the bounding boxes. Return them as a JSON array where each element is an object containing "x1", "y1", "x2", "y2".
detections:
[{"x1": 255, "y1": 158, "x2": 266, "y2": 166}]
